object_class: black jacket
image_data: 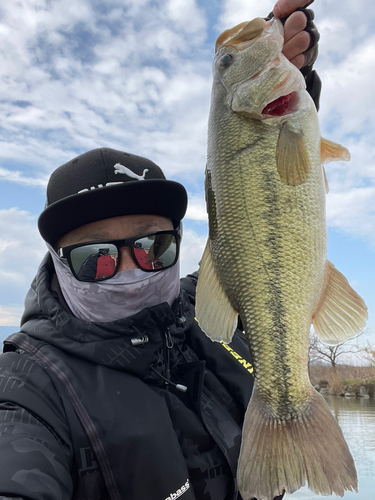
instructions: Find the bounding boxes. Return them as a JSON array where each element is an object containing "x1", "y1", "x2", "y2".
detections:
[{"x1": 0, "y1": 255, "x2": 258, "y2": 500}]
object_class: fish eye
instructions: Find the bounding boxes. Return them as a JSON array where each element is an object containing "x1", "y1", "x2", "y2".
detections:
[{"x1": 220, "y1": 54, "x2": 233, "y2": 67}]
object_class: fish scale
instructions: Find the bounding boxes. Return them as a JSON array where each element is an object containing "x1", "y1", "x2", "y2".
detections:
[{"x1": 196, "y1": 16, "x2": 367, "y2": 500}]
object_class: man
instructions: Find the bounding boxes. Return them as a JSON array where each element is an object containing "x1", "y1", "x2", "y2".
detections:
[{"x1": 0, "y1": 2, "x2": 321, "y2": 499}]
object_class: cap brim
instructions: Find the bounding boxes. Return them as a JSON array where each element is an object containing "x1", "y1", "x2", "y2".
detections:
[{"x1": 38, "y1": 179, "x2": 188, "y2": 246}]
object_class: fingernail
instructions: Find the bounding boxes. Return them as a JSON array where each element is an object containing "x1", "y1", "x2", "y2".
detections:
[{"x1": 273, "y1": 4, "x2": 283, "y2": 18}]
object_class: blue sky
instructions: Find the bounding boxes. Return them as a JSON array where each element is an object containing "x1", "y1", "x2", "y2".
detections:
[{"x1": 0, "y1": 0, "x2": 374, "y2": 351}]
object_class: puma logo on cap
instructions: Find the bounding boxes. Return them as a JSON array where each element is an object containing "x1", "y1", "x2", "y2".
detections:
[{"x1": 114, "y1": 163, "x2": 149, "y2": 180}]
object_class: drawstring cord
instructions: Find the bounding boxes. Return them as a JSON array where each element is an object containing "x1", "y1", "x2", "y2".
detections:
[
  {"x1": 150, "y1": 366, "x2": 187, "y2": 393},
  {"x1": 176, "y1": 343, "x2": 190, "y2": 363},
  {"x1": 131, "y1": 325, "x2": 188, "y2": 392},
  {"x1": 150, "y1": 328, "x2": 187, "y2": 392}
]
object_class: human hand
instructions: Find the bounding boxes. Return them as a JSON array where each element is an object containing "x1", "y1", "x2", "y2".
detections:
[
  {"x1": 265, "y1": 0, "x2": 322, "y2": 109},
  {"x1": 272, "y1": 0, "x2": 319, "y2": 70}
]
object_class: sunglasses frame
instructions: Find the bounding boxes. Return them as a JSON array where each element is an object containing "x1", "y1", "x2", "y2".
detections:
[{"x1": 58, "y1": 229, "x2": 181, "y2": 282}]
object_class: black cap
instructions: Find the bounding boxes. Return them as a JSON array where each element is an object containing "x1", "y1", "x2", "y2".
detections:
[{"x1": 38, "y1": 148, "x2": 188, "y2": 246}]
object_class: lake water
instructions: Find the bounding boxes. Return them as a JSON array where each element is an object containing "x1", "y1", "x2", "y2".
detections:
[{"x1": 287, "y1": 395, "x2": 375, "y2": 499}]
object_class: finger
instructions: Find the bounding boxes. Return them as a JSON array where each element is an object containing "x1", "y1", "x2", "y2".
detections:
[
  {"x1": 304, "y1": 44, "x2": 319, "y2": 67},
  {"x1": 282, "y1": 31, "x2": 310, "y2": 62},
  {"x1": 283, "y1": 11, "x2": 307, "y2": 43},
  {"x1": 289, "y1": 54, "x2": 305, "y2": 69},
  {"x1": 273, "y1": 0, "x2": 314, "y2": 19},
  {"x1": 305, "y1": 25, "x2": 320, "y2": 50},
  {"x1": 301, "y1": 8, "x2": 315, "y2": 23}
]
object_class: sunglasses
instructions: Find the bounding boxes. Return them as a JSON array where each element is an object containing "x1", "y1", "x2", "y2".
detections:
[{"x1": 58, "y1": 230, "x2": 180, "y2": 282}]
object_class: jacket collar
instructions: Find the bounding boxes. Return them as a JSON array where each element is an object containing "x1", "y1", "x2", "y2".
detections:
[{"x1": 19, "y1": 254, "x2": 194, "y2": 379}]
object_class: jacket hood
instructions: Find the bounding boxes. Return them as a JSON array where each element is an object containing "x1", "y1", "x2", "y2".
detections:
[{"x1": 18, "y1": 254, "x2": 195, "y2": 379}]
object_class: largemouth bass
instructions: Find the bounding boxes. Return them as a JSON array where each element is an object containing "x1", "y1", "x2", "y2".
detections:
[{"x1": 196, "y1": 17, "x2": 368, "y2": 500}]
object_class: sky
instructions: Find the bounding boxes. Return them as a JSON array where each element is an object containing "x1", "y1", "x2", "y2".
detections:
[{"x1": 0, "y1": 0, "x2": 374, "y2": 351}]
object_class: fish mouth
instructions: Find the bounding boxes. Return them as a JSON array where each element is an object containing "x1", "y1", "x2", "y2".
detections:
[{"x1": 261, "y1": 92, "x2": 297, "y2": 116}]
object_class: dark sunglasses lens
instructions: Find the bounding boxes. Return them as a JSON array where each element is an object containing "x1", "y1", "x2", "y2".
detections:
[
  {"x1": 70, "y1": 244, "x2": 118, "y2": 281},
  {"x1": 133, "y1": 233, "x2": 177, "y2": 271}
]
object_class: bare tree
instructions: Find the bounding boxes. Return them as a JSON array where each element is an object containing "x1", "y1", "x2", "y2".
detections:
[
  {"x1": 309, "y1": 331, "x2": 365, "y2": 372},
  {"x1": 363, "y1": 341, "x2": 375, "y2": 367}
]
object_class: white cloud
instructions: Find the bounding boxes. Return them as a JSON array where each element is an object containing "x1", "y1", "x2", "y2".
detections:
[
  {"x1": 186, "y1": 193, "x2": 207, "y2": 221},
  {"x1": 0, "y1": 0, "x2": 211, "y2": 179},
  {"x1": 180, "y1": 228, "x2": 206, "y2": 277},
  {"x1": 0, "y1": 208, "x2": 46, "y2": 287},
  {"x1": 0, "y1": 306, "x2": 24, "y2": 327},
  {"x1": 0, "y1": 167, "x2": 48, "y2": 187},
  {"x1": 307, "y1": 6, "x2": 375, "y2": 252},
  {"x1": 218, "y1": 0, "x2": 274, "y2": 31},
  {"x1": 317, "y1": 18, "x2": 353, "y2": 60},
  {"x1": 319, "y1": 35, "x2": 375, "y2": 135},
  {"x1": 166, "y1": 0, "x2": 206, "y2": 34},
  {"x1": 326, "y1": 187, "x2": 375, "y2": 245}
]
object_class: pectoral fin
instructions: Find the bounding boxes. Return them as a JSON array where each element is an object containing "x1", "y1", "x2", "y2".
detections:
[
  {"x1": 320, "y1": 137, "x2": 350, "y2": 164},
  {"x1": 276, "y1": 123, "x2": 310, "y2": 186},
  {"x1": 313, "y1": 260, "x2": 368, "y2": 346},
  {"x1": 196, "y1": 242, "x2": 238, "y2": 343}
]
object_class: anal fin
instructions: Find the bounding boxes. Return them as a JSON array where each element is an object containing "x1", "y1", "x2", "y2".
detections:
[
  {"x1": 196, "y1": 242, "x2": 238, "y2": 343},
  {"x1": 313, "y1": 260, "x2": 368, "y2": 345}
]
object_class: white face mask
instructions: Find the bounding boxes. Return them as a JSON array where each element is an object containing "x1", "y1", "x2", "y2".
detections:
[{"x1": 47, "y1": 244, "x2": 180, "y2": 323}]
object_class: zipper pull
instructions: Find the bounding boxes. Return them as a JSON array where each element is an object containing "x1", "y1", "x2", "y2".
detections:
[
  {"x1": 165, "y1": 328, "x2": 173, "y2": 349},
  {"x1": 164, "y1": 328, "x2": 173, "y2": 382},
  {"x1": 154, "y1": 329, "x2": 187, "y2": 393}
]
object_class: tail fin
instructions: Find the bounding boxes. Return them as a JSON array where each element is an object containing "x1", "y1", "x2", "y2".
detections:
[{"x1": 237, "y1": 386, "x2": 357, "y2": 500}]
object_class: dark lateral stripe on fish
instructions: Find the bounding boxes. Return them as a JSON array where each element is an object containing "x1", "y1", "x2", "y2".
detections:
[
  {"x1": 238, "y1": 154, "x2": 291, "y2": 410},
  {"x1": 205, "y1": 169, "x2": 218, "y2": 241},
  {"x1": 262, "y1": 166, "x2": 292, "y2": 415},
  {"x1": 236, "y1": 152, "x2": 291, "y2": 410}
]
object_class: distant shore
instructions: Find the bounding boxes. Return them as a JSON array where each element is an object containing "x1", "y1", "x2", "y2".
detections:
[{"x1": 309, "y1": 363, "x2": 375, "y2": 398}]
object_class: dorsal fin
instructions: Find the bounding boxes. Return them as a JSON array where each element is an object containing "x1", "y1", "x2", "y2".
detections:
[
  {"x1": 321, "y1": 137, "x2": 350, "y2": 164},
  {"x1": 215, "y1": 18, "x2": 265, "y2": 52}
]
